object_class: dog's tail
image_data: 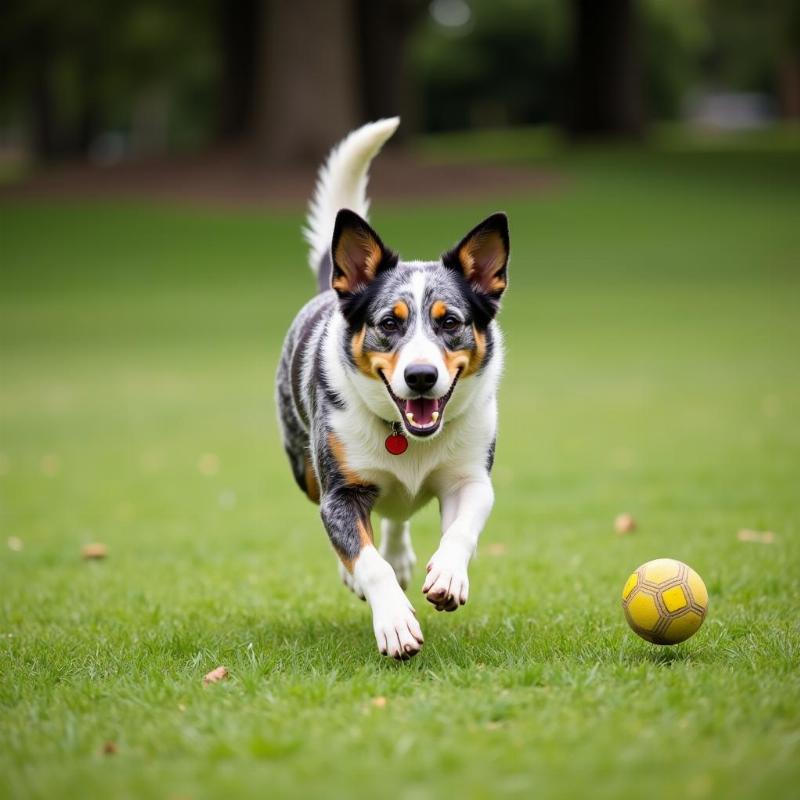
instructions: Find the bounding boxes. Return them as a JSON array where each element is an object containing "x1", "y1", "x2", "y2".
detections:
[{"x1": 304, "y1": 117, "x2": 400, "y2": 286}]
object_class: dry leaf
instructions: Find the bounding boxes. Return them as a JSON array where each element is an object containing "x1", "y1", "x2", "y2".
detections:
[
  {"x1": 40, "y1": 454, "x2": 61, "y2": 476},
  {"x1": 371, "y1": 696, "x2": 387, "y2": 708},
  {"x1": 737, "y1": 529, "x2": 776, "y2": 544},
  {"x1": 197, "y1": 453, "x2": 220, "y2": 476},
  {"x1": 82, "y1": 543, "x2": 108, "y2": 560},
  {"x1": 614, "y1": 513, "x2": 637, "y2": 534},
  {"x1": 7, "y1": 537, "x2": 23, "y2": 552},
  {"x1": 203, "y1": 666, "x2": 229, "y2": 686},
  {"x1": 487, "y1": 543, "x2": 507, "y2": 556},
  {"x1": 101, "y1": 740, "x2": 118, "y2": 755}
]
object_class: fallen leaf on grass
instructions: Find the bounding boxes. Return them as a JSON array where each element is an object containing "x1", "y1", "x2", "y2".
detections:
[
  {"x1": 40, "y1": 454, "x2": 61, "y2": 476},
  {"x1": 197, "y1": 453, "x2": 220, "y2": 476},
  {"x1": 203, "y1": 666, "x2": 229, "y2": 686},
  {"x1": 7, "y1": 537, "x2": 23, "y2": 552},
  {"x1": 101, "y1": 740, "x2": 118, "y2": 755},
  {"x1": 82, "y1": 543, "x2": 108, "y2": 560},
  {"x1": 371, "y1": 696, "x2": 387, "y2": 708},
  {"x1": 486, "y1": 543, "x2": 507, "y2": 556},
  {"x1": 737, "y1": 529, "x2": 776, "y2": 544},
  {"x1": 614, "y1": 513, "x2": 637, "y2": 534}
]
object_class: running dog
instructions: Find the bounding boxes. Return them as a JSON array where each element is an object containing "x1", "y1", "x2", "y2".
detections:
[{"x1": 276, "y1": 118, "x2": 509, "y2": 659}]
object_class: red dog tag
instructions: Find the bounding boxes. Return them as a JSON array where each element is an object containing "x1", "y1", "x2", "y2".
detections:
[{"x1": 385, "y1": 433, "x2": 408, "y2": 455}]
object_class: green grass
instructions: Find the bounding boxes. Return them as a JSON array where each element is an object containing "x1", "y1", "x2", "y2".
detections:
[{"x1": 1, "y1": 136, "x2": 799, "y2": 800}]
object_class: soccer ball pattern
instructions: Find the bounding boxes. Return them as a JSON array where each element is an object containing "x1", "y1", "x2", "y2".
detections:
[{"x1": 622, "y1": 558, "x2": 708, "y2": 645}]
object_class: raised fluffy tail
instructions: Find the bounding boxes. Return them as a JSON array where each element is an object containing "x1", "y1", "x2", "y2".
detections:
[{"x1": 304, "y1": 117, "x2": 400, "y2": 275}]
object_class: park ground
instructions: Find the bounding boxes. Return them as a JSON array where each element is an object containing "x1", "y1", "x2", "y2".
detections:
[{"x1": 1, "y1": 130, "x2": 799, "y2": 799}]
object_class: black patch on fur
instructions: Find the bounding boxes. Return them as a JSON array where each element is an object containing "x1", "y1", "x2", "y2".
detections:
[
  {"x1": 481, "y1": 325, "x2": 495, "y2": 373},
  {"x1": 320, "y1": 484, "x2": 379, "y2": 561},
  {"x1": 290, "y1": 310, "x2": 326, "y2": 427},
  {"x1": 311, "y1": 333, "x2": 346, "y2": 411},
  {"x1": 317, "y1": 251, "x2": 333, "y2": 294},
  {"x1": 317, "y1": 425, "x2": 380, "y2": 561},
  {"x1": 441, "y1": 212, "x2": 510, "y2": 329},
  {"x1": 331, "y1": 210, "x2": 399, "y2": 308},
  {"x1": 486, "y1": 437, "x2": 496, "y2": 473},
  {"x1": 336, "y1": 254, "x2": 400, "y2": 329},
  {"x1": 287, "y1": 445, "x2": 309, "y2": 494},
  {"x1": 438, "y1": 264, "x2": 499, "y2": 331}
]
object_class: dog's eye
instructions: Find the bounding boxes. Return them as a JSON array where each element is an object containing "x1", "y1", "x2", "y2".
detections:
[
  {"x1": 378, "y1": 317, "x2": 399, "y2": 333},
  {"x1": 441, "y1": 315, "x2": 462, "y2": 331}
]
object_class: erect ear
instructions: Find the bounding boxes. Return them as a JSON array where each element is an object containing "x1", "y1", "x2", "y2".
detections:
[
  {"x1": 330, "y1": 209, "x2": 395, "y2": 295},
  {"x1": 443, "y1": 212, "x2": 510, "y2": 301}
]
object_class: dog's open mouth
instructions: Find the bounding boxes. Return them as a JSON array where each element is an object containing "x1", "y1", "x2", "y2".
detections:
[{"x1": 379, "y1": 371, "x2": 460, "y2": 438}]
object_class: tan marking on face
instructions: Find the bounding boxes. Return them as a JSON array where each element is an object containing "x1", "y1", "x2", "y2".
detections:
[
  {"x1": 431, "y1": 300, "x2": 448, "y2": 320},
  {"x1": 443, "y1": 326, "x2": 487, "y2": 379},
  {"x1": 304, "y1": 457, "x2": 320, "y2": 504},
  {"x1": 328, "y1": 432, "x2": 369, "y2": 487},
  {"x1": 393, "y1": 300, "x2": 409, "y2": 320},
  {"x1": 351, "y1": 326, "x2": 399, "y2": 382}
]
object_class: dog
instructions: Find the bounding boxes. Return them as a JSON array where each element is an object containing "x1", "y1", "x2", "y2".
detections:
[{"x1": 276, "y1": 118, "x2": 509, "y2": 659}]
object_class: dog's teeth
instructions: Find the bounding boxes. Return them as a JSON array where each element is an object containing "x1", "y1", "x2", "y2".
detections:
[
  {"x1": 406, "y1": 412, "x2": 415, "y2": 423},
  {"x1": 431, "y1": 411, "x2": 439, "y2": 422}
]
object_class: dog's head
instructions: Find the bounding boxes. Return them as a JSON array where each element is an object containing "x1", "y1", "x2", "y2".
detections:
[{"x1": 331, "y1": 209, "x2": 509, "y2": 438}]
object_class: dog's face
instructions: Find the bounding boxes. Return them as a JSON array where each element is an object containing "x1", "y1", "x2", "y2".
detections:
[{"x1": 331, "y1": 210, "x2": 509, "y2": 438}]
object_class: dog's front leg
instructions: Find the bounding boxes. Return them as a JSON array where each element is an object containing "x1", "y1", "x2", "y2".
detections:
[
  {"x1": 424, "y1": 475, "x2": 495, "y2": 612},
  {"x1": 320, "y1": 487, "x2": 424, "y2": 659}
]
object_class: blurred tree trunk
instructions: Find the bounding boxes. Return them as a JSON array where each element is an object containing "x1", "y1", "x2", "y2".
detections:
[
  {"x1": 252, "y1": 0, "x2": 360, "y2": 164},
  {"x1": 357, "y1": 0, "x2": 425, "y2": 140},
  {"x1": 217, "y1": 0, "x2": 259, "y2": 141},
  {"x1": 76, "y1": 51, "x2": 101, "y2": 157},
  {"x1": 566, "y1": 0, "x2": 644, "y2": 138},
  {"x1": 29, "y1": 24, "x2": 59, "y2": 161},
  {"x1": 777, "y1": 54, "x2": 800, "y2": 118}
]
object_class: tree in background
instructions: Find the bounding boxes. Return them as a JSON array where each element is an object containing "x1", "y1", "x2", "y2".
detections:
[
  {"x1": 216, "y1": 0, "x2": 259, "y2": 142},
  {"x1": 411, "y1": 0, "x2": 568, "y2": 131},
  {"x1": 0, "y1": 0, "x2": 215, "y2": 161},
  {"x1": 357, "y1": 0, "x2": 427, "y2": 141},
  {"x1": 566, "y1": 0, "x2": 644, "y2": 138},
  {"x1": 1, "y1": 0, "x2": 798, "y2": 165},
  {"x1": 251, "y1": 0, "x2": 359, "y2": 164},
  {"x1": 702, "y1": 0, "x2": 800, "y2": 119},
  {"x1": 246, "y1": 0, "x2": 424, "y2": 161}
]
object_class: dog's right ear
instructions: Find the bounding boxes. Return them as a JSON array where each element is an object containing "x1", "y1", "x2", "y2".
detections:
[{"x1": 330, "y1": 209, "x2": 396, "y2": 296}]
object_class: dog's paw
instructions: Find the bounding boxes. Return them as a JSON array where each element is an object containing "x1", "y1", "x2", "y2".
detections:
[
  {"x1": 372, "y1": 594, "x2": 424, "y2": 660},
  {"x1": 338, "y1": 561, "x2": 366, "y2": 601},
  {"x1": 379, "y1": 542, "x2": 417, "y2": 590},
  {"x1": 422, "y1": 542, "x2": 470, "y2": 612}
]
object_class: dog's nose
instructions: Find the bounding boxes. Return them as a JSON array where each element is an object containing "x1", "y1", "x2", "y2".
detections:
[{"x1": 404, "y1": 364, "x2": 438, "y2": 394}]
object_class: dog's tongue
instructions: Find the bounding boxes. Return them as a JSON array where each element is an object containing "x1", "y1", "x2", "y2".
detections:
[{"x1": 406, "y1": 397, "x2": 437, "y2": 426}]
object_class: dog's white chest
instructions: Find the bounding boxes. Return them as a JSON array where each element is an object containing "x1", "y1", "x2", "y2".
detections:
[{"x1": 328, "y1": 404, "x2": 492, "y2": 520}]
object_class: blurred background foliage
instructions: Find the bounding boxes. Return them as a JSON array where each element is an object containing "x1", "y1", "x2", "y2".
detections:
[{"x1": 0, "y1": 0, "x2": 798, "y2": 166}]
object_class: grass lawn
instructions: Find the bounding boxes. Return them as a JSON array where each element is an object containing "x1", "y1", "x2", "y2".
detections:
[{"x1": 1, "y1": 136, "x2": 799, "y2": 799}]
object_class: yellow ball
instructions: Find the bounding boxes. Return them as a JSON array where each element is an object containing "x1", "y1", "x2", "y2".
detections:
[{"x1": 622, "y1": 558, "x2": 708, "y2": 645}]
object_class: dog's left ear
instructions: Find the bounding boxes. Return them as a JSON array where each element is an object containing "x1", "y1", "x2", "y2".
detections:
[
  {"x1": 443, "y1": 213, "x2": 510, "y2": 308},
  {"x1": 331, "y1": 209, "x2": 395, "y2": 295}
]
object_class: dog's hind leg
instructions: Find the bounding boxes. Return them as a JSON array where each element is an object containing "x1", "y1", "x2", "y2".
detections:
[
  {"x1": 379, "y1": 519, "x2": 416, "y2": 590},
  {"x1": 321, "y1": 488, "x2": 424, "y2": 660}
]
